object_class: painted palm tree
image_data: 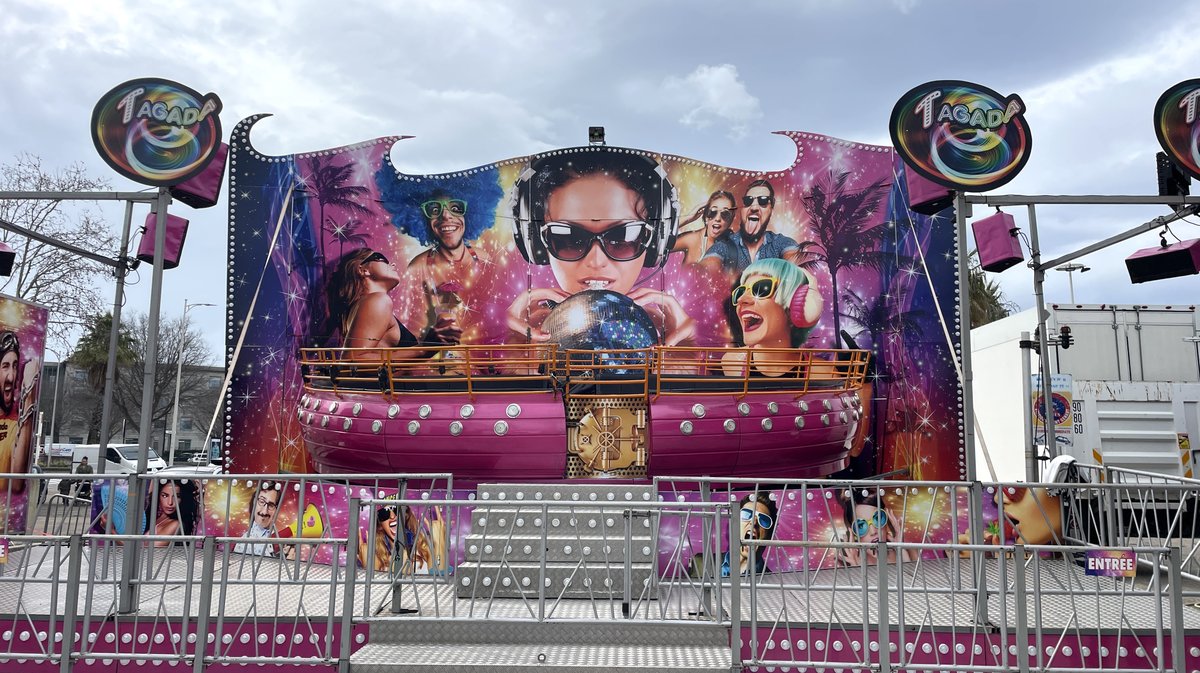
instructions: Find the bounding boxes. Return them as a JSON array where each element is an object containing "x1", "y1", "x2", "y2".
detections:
[
  {"x1": 798, "y1": 171, "x2": 893, "y2": 341},
  {"x1": 306, "y1": 156, "x2": 372, "y2": 265},
  {"x1": 840, "y1": 286, "x2": 927, "y2": 369},
  {"x1": 328, "y1": 216, "x2": 371, "y2": 260}
]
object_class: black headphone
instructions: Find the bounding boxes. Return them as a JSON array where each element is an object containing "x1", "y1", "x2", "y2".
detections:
[{"x1": 510, "y1": 147, "x2": 679, "y2": 268}]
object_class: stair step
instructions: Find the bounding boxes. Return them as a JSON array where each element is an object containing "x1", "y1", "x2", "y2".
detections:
[
  {"x1": 368, "y1": 619, "x2": 726, "y2": 645},
  {"x1": 470, "y1": 509, "x2": 656, "y2": 535},
  {"x1": 455, "y1": 562, "x2": 654, "y2": 598},
  {"x1": 464, "y1": 535, "x2": 653, "y2": 563},
  {"x1": 348, "y1": 641, "x2": 730, "y2": 672},
  {"x1": 475, "y1": 483, "x2": 657, "y2": 504}
]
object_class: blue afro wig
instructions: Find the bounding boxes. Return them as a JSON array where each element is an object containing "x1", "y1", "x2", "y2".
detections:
[{"x1": 374, "y1": 165, "x2": 505, "y2": 247}]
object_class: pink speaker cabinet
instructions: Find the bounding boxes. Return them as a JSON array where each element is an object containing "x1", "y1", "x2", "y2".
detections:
[
  {"x1": 169, "y1": 142, "x2": 228, "y2": 209},
  {"x1": 137, "y1": 213, "x2": 190, "y2": 269},
  {"x1": 1125, "y1": 238, "x2": 1200, "y2": 283},
  {"x1": 906, "y1": 170, "x2": 954, "y2": 215},
  {"x1": 971, "y1": 211, "x2": 1024, "y2": 273}
]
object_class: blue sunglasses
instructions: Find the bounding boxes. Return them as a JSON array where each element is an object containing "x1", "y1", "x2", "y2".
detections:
[
  {"x1": 852, "y1": 509, "x2": 889, "y2": 537},
  {"x1": 740, "y1": 507, "x2": 773, "y2": 530}
]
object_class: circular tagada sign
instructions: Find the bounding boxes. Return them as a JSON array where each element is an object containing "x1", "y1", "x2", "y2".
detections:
[
  {"x1": 1154, "y1": 78, "x2": 1200, "y2": 181},
  {"x1": 91, "y1": 77, "x2": 223, "y2": 187},
  {"x1": 890, "y1": 80, "x2": 1032, "y2": 192}
]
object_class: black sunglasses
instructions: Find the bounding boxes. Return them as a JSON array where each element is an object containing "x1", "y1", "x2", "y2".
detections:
[
  {"x1": 705, "y1": 208, "x2": 734, "y2": 223},
  {"x1": 364, "y1": 252, "x2": 390, "y2": 265},
  {"x1": 742, "y1": 195, "x2": 774, "y2": 207},
  {"x1": 540, "y1": 221, "x2": 653, "y2": 262}
]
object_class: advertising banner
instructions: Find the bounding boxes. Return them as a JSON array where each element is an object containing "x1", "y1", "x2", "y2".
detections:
[
  {"x1": 1032, "y1": 373, "x2": 1074, "y2": 449},
  {"x1": 0, "y1": 295, "x2": 48, "y2": 534}
]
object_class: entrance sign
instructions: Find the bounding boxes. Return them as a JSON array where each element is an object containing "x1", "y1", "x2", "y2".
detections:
[
  {"x1": 890, "y1": 80, "x2": 1032, "y2": 191},
  {"x1": 90, "y1": 77, "x2": 223, "y2": 186},
  {"x1": 1154, "y1": 78, "x2": 1200, "y2": 181}
]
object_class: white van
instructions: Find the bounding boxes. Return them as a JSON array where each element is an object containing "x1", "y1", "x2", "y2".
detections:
[{"x1": 72, "y1": 444, "x2": 168, "y2": 474}]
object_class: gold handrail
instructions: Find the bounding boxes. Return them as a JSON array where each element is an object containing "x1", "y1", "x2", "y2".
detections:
[{"x1": 297, "y1": 345, "x2": 870, "y2": 400}]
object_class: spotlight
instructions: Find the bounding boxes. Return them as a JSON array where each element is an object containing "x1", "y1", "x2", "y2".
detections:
[
  {"x1": 0, "y1": 242, "x2": 14, "y2": 277},
  {"x1": 588, "y1": 126, "x2": 606, "y2": 146}
]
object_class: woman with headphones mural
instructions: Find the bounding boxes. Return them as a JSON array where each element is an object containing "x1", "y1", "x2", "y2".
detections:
[{"x1": 505, "y1": 148, "x2": 695, "y2": 347}]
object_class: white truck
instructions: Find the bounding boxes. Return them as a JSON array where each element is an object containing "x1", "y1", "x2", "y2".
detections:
[
  {"x1": 72, "y1": 443, "x2": 168, "y2": 474},
  {"x1": 972, "y1": 304, "x2": 1200, "y2": 481}
]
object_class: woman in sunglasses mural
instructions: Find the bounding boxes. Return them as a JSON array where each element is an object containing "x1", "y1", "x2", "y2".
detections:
[
  {"x1": 838, "y1": 487, "x2": 917, "y2": 566},
  {"x1": 507, "y1": 148, "x2": 695, "y2": 346},
  {"x1": 325, "y1": 248, "x2": 461, "y2": 358},
  {"x1": 670, "y1": 190, "x2": 737, "y2": 265},
  {"x1": 722, "y1": 258, "x2": 824, "y2": 377}
]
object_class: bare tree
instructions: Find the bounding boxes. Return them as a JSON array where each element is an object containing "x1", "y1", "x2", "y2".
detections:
[
  {"x1": 0, "y1": 153, "x2": 119, "y2": 352},
  {"x1": 110, "y1": 312, "x2": 218, "y2": 449}
]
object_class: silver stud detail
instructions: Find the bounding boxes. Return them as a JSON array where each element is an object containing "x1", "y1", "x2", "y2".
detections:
[
  {"x1": 460, "y1": 404, "x2": 475, "y2": 419},
  {"x1": 823, "y1": 399, "x2": 833, "y2": 411},
  {"x1": 798, "y1": 401, "x2": 809, "y2": 412},
  {"x1": 306, "y1": 413, "x2": 313, "y2": 424},
  {"x1": 371, "y1": 420, "x2": 383, "y2": 434},
  {"x1": 342, "y1": 418, "x2": 352, "y2": 431},
  {"x1": 494, "y1": 420, "x2": 509, "y2": 436},
  {"x1": 328, "y1": 401, "x2": 339, "y2": 414},
  {"x1": 387, "y1": 404, "x2": 400, "y2": 419},
  {"x1": 839, "y1": 411, "x2": 848, "y2": 423},
  {"x1": 418, "y1": 404, "x2": 432, "y2": 419},
  {"x1": 680, "y1": 421, "x2": 694, "y2": 435},
  {"x1": 767, "y1": 401, "x2": 779, "y2": 414},
  {"x1": 795, "y1": 416, "x2": 805, "y2": 429},
  {"x1": 821, "y1": 414, "x2": 831, "y2": 426},
  {"x1": 761, "y1": 418, "x2": 773, "y2": 431},
  {"x1": 352, "y1": 403, "x2": 362, "y2": 417},
  {"x1": 407, "y1": 420, "x2": 420, "y2": 435},
  {"x1": 506, "y1": 403, "x2": 522, "y2": 418},
  {"x1": 737, "y1": 402, "x2": 751, "y2": 416},
  {"x1": 691, "y1": 403, "x2": 706, "y2": 418},
  {"x1": 321, "y1": 416, "x2": 329, "y2": 428},
  {"x1": 450, "y1": 421, "x2": 463, "y2": 436},
  {"x1": 723, "y1": 419, "x2": 736, "y2": 433}
]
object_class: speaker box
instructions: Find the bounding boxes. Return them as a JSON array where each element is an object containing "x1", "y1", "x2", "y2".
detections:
[
  {"x1": 137, "y1": 212, "x2": 190, "y2": 269},
  {"x1": 971, "y1": 211, "x2": 1024, "y2": 273},
  {"x1": 1125, "y1": 239, "x2": 1200, "y2": 283},
  {"x1": 0, "y1": 243, "x2": 13, "y2": 277},
  {"x1": 906, "y1": 170, "x2": 954, "y2": 215},
  {"x1": 169, "y1": 142, "x2": 228, "y2": 209}
]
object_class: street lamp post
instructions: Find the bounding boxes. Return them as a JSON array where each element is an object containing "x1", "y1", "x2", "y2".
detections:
[
  {"x1": 170, "y1": 299, "x2": 215, "y2": 465},
  {"x1": 1055, "y1": 263, "x2": 1090, "y2": 304}
]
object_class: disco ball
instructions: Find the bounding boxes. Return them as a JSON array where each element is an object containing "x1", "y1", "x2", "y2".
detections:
[{"x1": 542, "y1": 290, "x2": 658, "y2": 371}]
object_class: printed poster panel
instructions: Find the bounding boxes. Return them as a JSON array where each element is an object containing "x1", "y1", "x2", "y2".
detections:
[
  {"x1": 1032, "y1": 373, "x2": 1074, "y2": 449},
  {"x1": 0, "y1": 295, "x2": 48, "y2": 534}
]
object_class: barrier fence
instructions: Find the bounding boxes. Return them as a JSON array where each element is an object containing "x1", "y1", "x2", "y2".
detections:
[{"x1": 0, "y1": 469, "x2": 1196, "y2": 671}]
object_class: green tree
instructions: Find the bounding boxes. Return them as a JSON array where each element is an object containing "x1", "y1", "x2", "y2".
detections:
[
  {"x1": 967, "y1": 251, "x2": 1017, "y2": 328},
  {"x1": 67, "y1": 313, "x2": 137, "y2": 442}
]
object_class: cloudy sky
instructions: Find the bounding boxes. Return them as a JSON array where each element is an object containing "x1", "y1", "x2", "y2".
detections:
[{"x1": 2, "y1": 0, "x2": 1198, "y2": 361}]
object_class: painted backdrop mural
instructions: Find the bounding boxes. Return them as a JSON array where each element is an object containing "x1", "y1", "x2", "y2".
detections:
[
  {"x1": 0, "y1": 295, "x2": 47, "y2": 534},
  {"x1": 225, "y1": 116, "x2": 962, "y2": 482}
]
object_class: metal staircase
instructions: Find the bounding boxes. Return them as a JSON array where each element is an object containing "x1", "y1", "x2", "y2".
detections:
[
  {"x1": 349, "y1": 483, "x2": 733, "y2": 672},
  {"x1": 456, "y1": 482, "x2": 656, "y2": 599}
]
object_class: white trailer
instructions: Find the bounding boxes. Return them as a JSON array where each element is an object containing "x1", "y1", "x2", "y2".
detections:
[{"x1": 972, "y1": 304, "x2": 1200, "y2": 481}]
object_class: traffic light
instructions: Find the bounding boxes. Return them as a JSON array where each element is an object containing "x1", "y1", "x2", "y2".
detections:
[{"x1": 1059, "y1": 325, "x2": 1073, "y2": 349}]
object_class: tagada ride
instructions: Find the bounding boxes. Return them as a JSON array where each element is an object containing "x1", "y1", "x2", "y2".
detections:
[{"x1": 297, "y1": 343, "x2": 869, "y2": 483}]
